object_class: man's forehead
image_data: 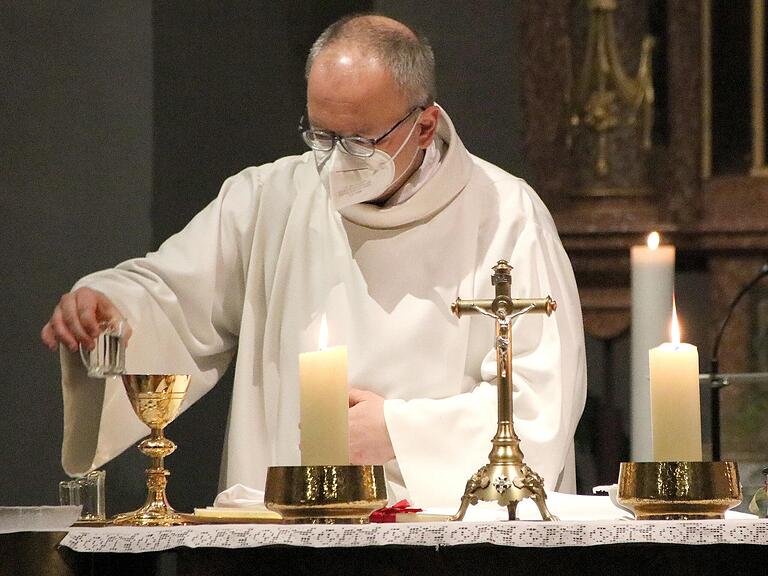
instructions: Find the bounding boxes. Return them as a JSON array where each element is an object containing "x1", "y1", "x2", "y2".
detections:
[
  {"x1": 306, "y1": 102, "x2": 374, "y2": 136},
  {"x1": 309, "y1": 48, "x2": 390, "y2": 92},
  {"x1": 307, "y1": 51, "x2": 407, "y2": 135}
]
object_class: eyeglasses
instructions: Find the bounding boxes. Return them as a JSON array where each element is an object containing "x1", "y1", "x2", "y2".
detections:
[{"x1": 299, "y1": 107, "x2": 423, "y2": 158}]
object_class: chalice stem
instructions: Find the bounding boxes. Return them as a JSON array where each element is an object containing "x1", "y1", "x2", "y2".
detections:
[{"x1": 140, "y1": 427, "x2": 175, "y2": 514}]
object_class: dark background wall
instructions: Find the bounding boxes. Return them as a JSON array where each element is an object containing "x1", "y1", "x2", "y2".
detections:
[
  {"x1": 1, "y1": 1, "x2": 528, "y2": 514},
  {"x1": 1, "y1": 2, "x2": 154, "y2": 512}
]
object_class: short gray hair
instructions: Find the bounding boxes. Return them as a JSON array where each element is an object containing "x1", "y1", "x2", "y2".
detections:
[{"x1": 305, "y1": 15, "x2": 436, "y2": 108}]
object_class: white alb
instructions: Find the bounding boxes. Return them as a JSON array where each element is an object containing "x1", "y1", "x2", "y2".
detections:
[{"x1": 60, "y1": 108, "x2": 587, "y2": 508}]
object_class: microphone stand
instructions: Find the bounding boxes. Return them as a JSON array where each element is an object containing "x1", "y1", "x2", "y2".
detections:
[{"x1": 709, "y1": 262, "x2": 768, "y2": 461}]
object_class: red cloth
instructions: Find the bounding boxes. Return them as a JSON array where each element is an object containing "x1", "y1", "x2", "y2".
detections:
[{"x1": 369, "y1": 500, "x2": 423, "y2": 523}]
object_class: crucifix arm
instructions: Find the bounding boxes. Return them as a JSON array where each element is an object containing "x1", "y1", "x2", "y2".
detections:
[{"x1": 451, "y1": 296, "x2": 557, "y2": 319}]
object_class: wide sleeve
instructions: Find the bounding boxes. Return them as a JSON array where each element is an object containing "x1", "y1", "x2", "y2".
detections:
[
  {"x1": 384, "y1": 221, "x2": 587, "y2": 508},
  {"x1": 61, "y1": 169, "x2": 260, "y2": 476}
]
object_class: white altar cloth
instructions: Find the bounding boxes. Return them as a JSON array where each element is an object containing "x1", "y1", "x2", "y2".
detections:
[{"x1": 60, "y1": 519, "x2": 768, "y2": 553}]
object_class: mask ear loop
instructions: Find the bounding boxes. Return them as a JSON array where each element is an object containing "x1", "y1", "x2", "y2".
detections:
[
  {"x1": 386, "y1": 112, "x2": 426, "y2": 188},
  {"x1": 388, "y1": 111, "x2": 424, "y2": 162}
]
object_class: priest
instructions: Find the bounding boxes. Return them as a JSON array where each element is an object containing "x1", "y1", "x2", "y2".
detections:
[{"x1": 42, "y1": 14, "x2": 587, "y2": 507}]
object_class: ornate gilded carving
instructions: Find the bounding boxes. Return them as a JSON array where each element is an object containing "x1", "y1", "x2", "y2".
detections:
[{"x1": 568, "y1": 0, "x2": 656, "y2": 194}]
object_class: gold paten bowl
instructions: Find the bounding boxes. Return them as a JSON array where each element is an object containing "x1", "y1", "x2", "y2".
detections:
[
  {"x1": 618, "y1": 461, "x2": 742, "y2": 520},
  {"x1": 264, "y1": 465, "x2": 388, "y2": 524}
]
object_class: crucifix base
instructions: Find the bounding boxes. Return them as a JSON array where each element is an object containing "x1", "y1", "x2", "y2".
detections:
[{"x1": 451, "y1": 462, "x2": 557, "y2": 521}]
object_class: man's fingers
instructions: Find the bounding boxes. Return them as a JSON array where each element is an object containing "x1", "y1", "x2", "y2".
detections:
[
  {"x1": 93, "y1": 292, "x2": 132, "y2": 343},
  {"x1": 50, "y1": 306, "x2": 79, "y2": 352},
  {"x1": 42, "y1": 287, "x2": 129, "y2": 353},
  {"x1": 40, "y1": 322, "x2": 58, "y2": 350},
  {"x1": 75, "y1": 290, "x2": 102, "y2": 338},
  {"x1": 348, "y1": 388, "x2": 382, "y2": 407},
  {"x1": 348, "y1": 388, "x2": 369, "y2": 407},
  {"x1": 94, "y1": 293, "x2": 119, "y2": 323},
  {"x1": 59, "y1": 293, "x2": 93, "y2": 349}
]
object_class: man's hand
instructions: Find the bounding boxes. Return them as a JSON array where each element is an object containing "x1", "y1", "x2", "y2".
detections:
[
  {"x1": 348, "y1": 388, "x2": 395, "y2": 464},
  {"x1": 41, "y1": 287, "x2": 130, "y2": 353}
]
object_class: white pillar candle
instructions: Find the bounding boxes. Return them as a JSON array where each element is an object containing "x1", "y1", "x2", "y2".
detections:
[
  {"x1": 649, "y1": 300, "x2": 703, "y2": 462},
  {"x1": 300, "y1": 316, "x2": 349, "y2": 466},
  {"x1": 630, "y1": 232, "x2": 675, "y2": 461}
]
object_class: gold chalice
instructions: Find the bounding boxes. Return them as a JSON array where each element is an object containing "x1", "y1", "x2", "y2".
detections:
[{"x1": 111, "y1": 374, "x2": 190, "y2": 526}]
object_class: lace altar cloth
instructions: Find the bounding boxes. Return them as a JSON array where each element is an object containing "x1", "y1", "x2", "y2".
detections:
[{"x1": 60, "y1": 519, "x2": 768, "y2": 553}]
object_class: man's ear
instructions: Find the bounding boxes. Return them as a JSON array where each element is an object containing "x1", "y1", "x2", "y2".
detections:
[{"x1": 417, "y1": 105, "x2": 440, "y2": 148}]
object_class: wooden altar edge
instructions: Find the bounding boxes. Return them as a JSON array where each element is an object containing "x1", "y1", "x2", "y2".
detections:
[{"x1": 59, "y1": 519, "x2": 768, "y2": 553}]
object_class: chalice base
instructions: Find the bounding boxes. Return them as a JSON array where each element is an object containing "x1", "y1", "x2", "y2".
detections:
[
  {"x1": 110, "y1": 465, "x2": 187, "y2": 526},
  {"x1": 111, "y1": 497, "x2": 186, "y2": 527}
]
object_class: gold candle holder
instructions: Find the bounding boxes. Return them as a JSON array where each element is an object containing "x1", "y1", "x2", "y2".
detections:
[
  {"x1": 264, "y1": 465, "x2": 387, "y2": 524},
  {"x1": 111, "y1": 374, "x2": 190, "y2": 527},
  {"x1": 617, "y1": 461, "x2": 742, "y2": 520}
]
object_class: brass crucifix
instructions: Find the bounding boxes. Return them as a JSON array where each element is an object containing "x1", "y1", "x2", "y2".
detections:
[{"x1": 450, "y1": 260, "x2": 558, "y2": 521}]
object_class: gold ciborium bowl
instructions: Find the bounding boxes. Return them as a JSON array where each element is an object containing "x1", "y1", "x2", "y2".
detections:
[
  {"x1": 618, "y1": 461, "x2": 742, "y2": 520},
  {"x1": 111, "y1": 374, "x2": 190, "y2": 526},
  {"x1": 265, "y1": 465, "x2": 387, "y2": 524}
]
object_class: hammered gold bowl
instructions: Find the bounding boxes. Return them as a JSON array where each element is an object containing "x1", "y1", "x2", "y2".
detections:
[
  {"x1": 264, "y1": 465, "x2": 387, "y2": 524},
  {"x1": 618, "y1": 461, "x2": 742, "y2": 520}
]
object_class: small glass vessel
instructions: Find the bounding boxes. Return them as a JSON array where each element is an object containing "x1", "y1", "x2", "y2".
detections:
[{"x1": 79, "y1": 320, "x2": 125, "y2": 378}]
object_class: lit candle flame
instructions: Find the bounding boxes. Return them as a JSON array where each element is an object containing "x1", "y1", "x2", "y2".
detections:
[
  {"x1": 319, "y1": 315, "x2": 328, "y2": 350},
  {"x1": 670, "y1": 295, "x2": 681, "y2": 345},
  {"x1": 647, "y1": 231, "x2": 660, "y2": 250}
]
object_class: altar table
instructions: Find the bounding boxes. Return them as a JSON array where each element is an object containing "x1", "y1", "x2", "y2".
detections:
[{"x1": 3, "y1": 520, "x2": 767, "y2": 576}]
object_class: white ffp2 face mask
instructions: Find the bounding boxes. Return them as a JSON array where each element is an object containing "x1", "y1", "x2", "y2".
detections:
[{"x1": 315, "y1": 115, "x2": 421, "y2": 210}]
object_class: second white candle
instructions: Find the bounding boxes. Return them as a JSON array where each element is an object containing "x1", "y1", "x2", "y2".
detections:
[{"x1": 649, "y1": 301, "x2": 702, "y2": 462}]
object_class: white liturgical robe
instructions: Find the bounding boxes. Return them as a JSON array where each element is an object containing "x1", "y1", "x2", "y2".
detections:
[{"x1": 60, "y1": 108, "x2": 587, "y2": 508}]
